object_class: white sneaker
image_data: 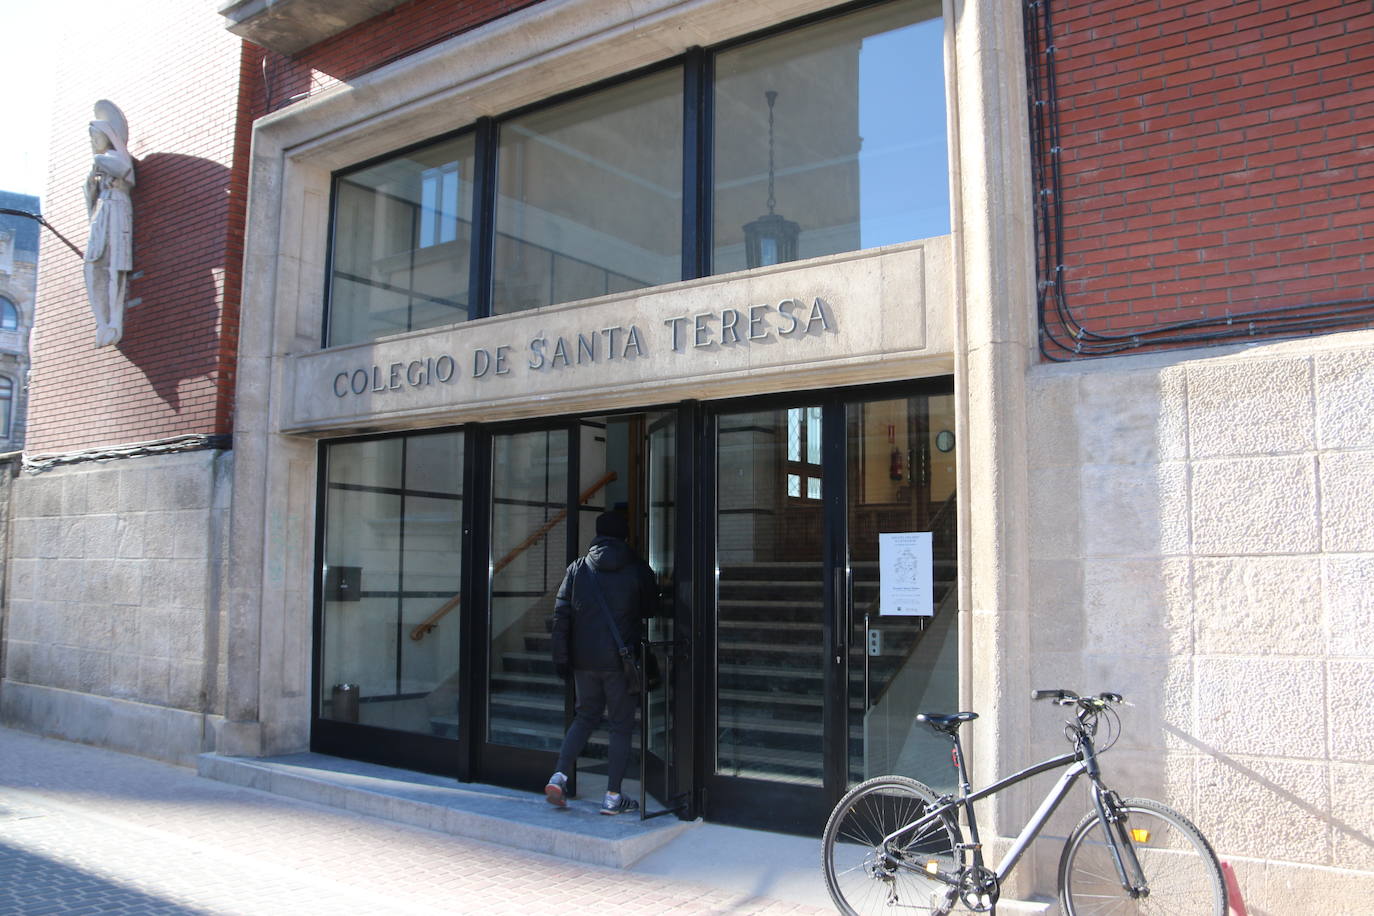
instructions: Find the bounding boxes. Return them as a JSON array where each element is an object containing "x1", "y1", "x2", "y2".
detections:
[{"x1": 545, "y1": 772, "x2": 568, "y2": 808}]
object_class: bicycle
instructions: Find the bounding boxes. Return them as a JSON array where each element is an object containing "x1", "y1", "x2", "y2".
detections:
[{"x1": 821, "y1": 689, "x2": 1227, "y2": 914}]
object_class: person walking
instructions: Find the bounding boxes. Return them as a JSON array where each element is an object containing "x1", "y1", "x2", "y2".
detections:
[{"x1": 544, "y1": 511, "x2": 658, "y2": 815}]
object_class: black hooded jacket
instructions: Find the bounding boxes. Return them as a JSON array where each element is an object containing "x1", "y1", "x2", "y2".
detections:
[{"x1": 551, "y1": 535, "x2": 658, "y2": 671}]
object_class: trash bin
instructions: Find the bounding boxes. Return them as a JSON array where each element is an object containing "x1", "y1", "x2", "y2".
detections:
[{"x1": 331, "y1": 683, "x2": 359, "y2": 723}]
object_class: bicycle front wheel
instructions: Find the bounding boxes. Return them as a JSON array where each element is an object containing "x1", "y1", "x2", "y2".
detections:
[
  {"x1": 822, "y1": 775, "x2": 962, "y2": 916},
  {"x1": 1059, "y1": 797, "x2": 1227, "y2": 915}
]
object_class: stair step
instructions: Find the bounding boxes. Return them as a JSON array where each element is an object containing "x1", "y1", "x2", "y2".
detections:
[
  {"x1": 718, "y1": 663, "x2": 823, "y2": 683},
  {"x1": 719, "y1": 688, "x2": 823, "y2": 708}
]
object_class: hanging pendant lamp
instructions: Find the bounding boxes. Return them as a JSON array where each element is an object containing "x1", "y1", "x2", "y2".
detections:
[{"x1": 743, "y1": 90, "x2": 800, "y2": 269}]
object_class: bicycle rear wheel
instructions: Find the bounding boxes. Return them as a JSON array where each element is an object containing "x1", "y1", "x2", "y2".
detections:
[
  {"x1": 1059, "y1": 797, "x2": 1227, "y2": 915},
  {"x1": 822, "y1": 775, "x2": 961, "y2": 916}
]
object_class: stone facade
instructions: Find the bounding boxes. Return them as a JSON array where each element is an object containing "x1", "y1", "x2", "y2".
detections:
[
  {"x1": 1020, "y1": 331, "x2": 1374, "y2": 905},
  {"x1": 0, "y1": 449, "x2": 232, "y2": 765}
]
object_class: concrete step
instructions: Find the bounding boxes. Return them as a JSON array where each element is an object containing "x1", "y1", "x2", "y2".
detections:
[{"x1": 197, "y1": 751, "x2": 694, "y2": 869}]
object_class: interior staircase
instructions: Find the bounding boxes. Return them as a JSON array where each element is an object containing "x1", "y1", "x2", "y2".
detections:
[
  {"x1": 475, "y1": 553, "x2": 955, "y2": 784},
  {"x1": 447, "y1": 492, "x2": 959, "y2": 787}
]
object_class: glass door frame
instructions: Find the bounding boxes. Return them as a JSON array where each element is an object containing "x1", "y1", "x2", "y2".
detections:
[
  {"x1": 308, "y1": 377, "x2": 955, "y2": 831},
  {"x1": 696, "y1": 377, "x2": 955, "y2": 835},
  {"x1": 469, "y1": 415, "x2": 581, "y2": 791},
  {"x1": 697, "y1": 391, "x2": 842, "y2": 834},
  {"x1": 309, "y1": 426, "x2": 480, "y2": 779},
  {"x1": 469, "y1": 405, "x2": 699, "y2": 802},
  {"x1": 310, "y1": 406, "x2": 699, "y2": 803},
  {"x1": 642, "y1": 401, "x2": 700, "y2": 817}
]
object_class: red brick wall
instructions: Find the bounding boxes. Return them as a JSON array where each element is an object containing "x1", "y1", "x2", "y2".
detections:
[
  {"x1": 1038, "y1": 0, "x2": 1374, "y2": 355},
  {"x1": 30, "y1": 2, "x2": 246, "y2": 453}
]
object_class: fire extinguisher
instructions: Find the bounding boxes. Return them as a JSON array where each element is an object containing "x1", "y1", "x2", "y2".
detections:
[{"x1": 890, "y1": 446, "x2": 903, "y2": 481}]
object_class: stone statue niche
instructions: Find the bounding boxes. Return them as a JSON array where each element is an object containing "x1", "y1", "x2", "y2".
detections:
[{"x1": 84, "y1": 99, "x2": 135, "y2": 348}]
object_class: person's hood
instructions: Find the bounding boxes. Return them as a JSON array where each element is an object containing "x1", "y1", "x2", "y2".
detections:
[{"x1": 586, "y1": 535, "x2": 633, "y2": 572}]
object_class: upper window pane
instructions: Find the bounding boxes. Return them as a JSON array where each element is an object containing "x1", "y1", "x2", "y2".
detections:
[
  {"x1": 327, "y1": 135, "x2": 476, "y2": 347},
  {"x1": 713, "y1": 0, "x2": 948, "y2": 274},
  {"x1": 492, "y1": 68, "x2": 683, "y2": 315},
  {"x1": 0, "y1": 375, "x2": 11, "y2": 439},
  {"x1": 0, "y1": 298, "x2": 17, "y2": 331}
]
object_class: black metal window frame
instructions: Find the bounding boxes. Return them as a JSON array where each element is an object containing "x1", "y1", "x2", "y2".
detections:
[{"x1": 321, "y1": 0, "x2": 944, "y2": 348}]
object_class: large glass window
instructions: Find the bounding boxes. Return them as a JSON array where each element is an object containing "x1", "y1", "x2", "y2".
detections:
[
  {"x1": 713, "y1": 0, "x2": 948, "y2": 273},
  {"x1": 323, "y1": 0, "x2": 947, "y2": 345},
  {"x1": 487, "y1": 429, "x2": 570, "y2": 752},
  {"x1": 318, "y1": 432, "x2": 465, "y2": 736},
  {"x1": 327, "y1": 136, "x2": 475, "y2": 346},
  {"x1": 0, "y1": 298, "x2": 18, "y2": 331},
  {"x1": 492, "y1": 68, "x2": 683, "y2": 314}
]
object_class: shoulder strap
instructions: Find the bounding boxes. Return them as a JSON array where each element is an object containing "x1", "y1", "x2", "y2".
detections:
[{"x1": 582, "y1": 565, "x2": 631, "y2": 657}]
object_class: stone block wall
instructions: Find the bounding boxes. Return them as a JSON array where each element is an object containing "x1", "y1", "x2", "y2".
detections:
[
  {"x1": 0, "y1": 449, "x2": 232, "y2": 765},
  {"x1": 1024, "y1": 329, "x2": 1374, "y2": 911}
]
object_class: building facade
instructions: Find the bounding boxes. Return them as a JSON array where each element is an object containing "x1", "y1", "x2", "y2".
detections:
[
  {"x1": 2, "y1": 0, "x2": 1371, "y2": 910},
  {"x1": 0, "y1": 191, "x2": 39, "y2": 451}
]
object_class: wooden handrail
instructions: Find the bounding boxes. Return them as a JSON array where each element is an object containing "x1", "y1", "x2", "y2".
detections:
[{"x1": 409, "y1": 471, "x2": 618, "y2": 641}]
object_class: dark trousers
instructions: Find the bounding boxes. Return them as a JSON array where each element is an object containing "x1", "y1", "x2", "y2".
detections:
[{"x1": 554, "y1": 669, "x2": 636, "y2": 793}]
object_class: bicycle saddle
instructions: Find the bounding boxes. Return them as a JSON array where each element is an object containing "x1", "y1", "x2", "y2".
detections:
[{"x1": 917, "y1": 711, "x2": 978, "y2": 733}]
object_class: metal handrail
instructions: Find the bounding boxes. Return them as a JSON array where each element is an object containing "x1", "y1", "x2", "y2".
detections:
[{"x1": 408, "y1": 471, "x2": 618, "y2": 641}]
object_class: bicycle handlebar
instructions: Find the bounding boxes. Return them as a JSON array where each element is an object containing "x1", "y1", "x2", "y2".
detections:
[{"x1": 1031, "y1": 688, "x2": 1124, "y2": 708}]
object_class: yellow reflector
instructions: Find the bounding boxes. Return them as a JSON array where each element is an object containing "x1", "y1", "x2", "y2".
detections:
[
  {"x1": 926, "y1": 861, "x2": 940, "y2": 875},
  {"x1": 1130, "y1": 828, "x2": 1151, "y2": 844}
]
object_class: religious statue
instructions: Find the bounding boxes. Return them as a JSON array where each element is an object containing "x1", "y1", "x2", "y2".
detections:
[{"x1": 84, "y1": 100, "x2": 135, "y2": 348}]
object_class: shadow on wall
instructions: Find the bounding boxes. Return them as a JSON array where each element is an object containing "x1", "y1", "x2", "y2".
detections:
[
  {"x1": 1165, "y1": 724, "x2": 1374, "y2": 859},
  {"x1": 120, "y1": 152, "x2": 231, "y2": 411}
]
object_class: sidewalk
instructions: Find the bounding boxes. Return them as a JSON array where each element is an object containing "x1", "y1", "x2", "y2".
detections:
[{"x1": 0, "y1": 726, "x2": 832, "y2": 915}]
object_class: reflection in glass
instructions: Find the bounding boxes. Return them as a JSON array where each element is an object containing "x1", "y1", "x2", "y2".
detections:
[
  {"x1": 319, "y1": 433, "x2": 465, "y2": 736},
  {"x1": 713, "y1": 0, "x2": 947, "y2": 274},
  {"x1": 716, "y1": 407, "x2": 825, "y2": 786},
  {"x1": 328, "y1": 135, "x2": 475, "y2": 346},
  {"x1": 493, "y1": 68, "x2": 683, "y2": 314},
  {"x1": 847, "y1": 394, "x2": 957, "y2": 790},
  {"x1": 488, "y1": 429, "x2": 570, "y2": 751}
]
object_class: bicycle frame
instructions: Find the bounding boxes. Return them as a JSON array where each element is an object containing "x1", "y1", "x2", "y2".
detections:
[{"x1": 883, "y1": 725, "x2": 1149, "y2": 897}]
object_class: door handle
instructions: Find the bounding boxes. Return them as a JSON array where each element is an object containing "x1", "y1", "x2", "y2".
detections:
[{"x1": 833, "y1": 564, "x2": 849, "y2": 666}]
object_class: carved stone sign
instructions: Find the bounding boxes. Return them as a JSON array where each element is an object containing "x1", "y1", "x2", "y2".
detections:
[
  {"x1": 328, "y1": 297, "x2": 833, "y2": 400},
  {"x1": 285, "y1": 241, "x2": 947, "y2": 432}
]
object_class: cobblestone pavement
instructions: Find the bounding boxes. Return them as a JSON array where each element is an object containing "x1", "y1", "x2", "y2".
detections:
[{"x1": 0, "y1": 728, "x2": 828, "y2": 916}]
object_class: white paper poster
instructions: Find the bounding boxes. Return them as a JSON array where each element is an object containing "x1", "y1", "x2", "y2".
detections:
[{"x1": 879, "y1": 531, "x2": 933, "y2": 616}]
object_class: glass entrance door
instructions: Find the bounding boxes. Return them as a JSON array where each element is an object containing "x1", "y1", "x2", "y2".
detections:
[
  {"x1": 845, "y1": 393, "x2": 959, "y2": 794},
  {"x1": 708, "y1": 403, "x2": 833, "y2": 832},
  {"x1": 705, "y1": 383, "x2": 958, "y2": 834},
  {"x1": 480, "y1": 426, "x2": 573, "y2": 785},
  {"x1": 475, "y1": 411, "x2": 686, "y2": 803}
]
